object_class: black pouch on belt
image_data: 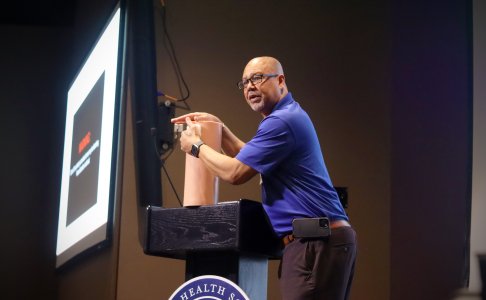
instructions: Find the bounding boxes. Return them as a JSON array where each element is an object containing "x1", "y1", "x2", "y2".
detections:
[{"x1": 292, "y1": 217, "x2": 331, "y2": 238}]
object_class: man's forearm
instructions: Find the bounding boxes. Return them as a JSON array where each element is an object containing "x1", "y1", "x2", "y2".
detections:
[{"x1": 198, "y1": 144, "x2": 256, "y2": 185}]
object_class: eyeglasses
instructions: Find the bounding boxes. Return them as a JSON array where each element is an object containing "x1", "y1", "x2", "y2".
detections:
[{"x1": 237, "y1": 73, "x2": 279, "y2": 90}]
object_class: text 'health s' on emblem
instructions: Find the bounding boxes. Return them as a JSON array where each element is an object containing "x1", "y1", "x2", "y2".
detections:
[{"x1": 169, "y1": 275, "x2": 250, "y2": 300}]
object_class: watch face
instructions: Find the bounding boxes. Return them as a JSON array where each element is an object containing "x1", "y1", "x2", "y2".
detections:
[
  {"x1": 191, "y1": 144, "x2": 198, "y2": 157},
  {"x1": 191, "y1": 141, "x2": 204, "y2": 157}
]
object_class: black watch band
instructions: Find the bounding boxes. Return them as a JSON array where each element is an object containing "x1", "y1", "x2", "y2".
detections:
[{"x1": 191, "y1": 140, "x2": 205, "y2": 158}]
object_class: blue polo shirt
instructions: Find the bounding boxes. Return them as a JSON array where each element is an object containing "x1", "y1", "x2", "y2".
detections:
[{"x1": 236, "y1": 93, "x2": 348, "y2": 237}]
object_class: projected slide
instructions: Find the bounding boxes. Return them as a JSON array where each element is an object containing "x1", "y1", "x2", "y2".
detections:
[
  {"x1": 56, "y1": 6, "x2": 122, "y2": 268},
  {"x1": 67, "y1": 72, "x2": 104, "y2": 226}
]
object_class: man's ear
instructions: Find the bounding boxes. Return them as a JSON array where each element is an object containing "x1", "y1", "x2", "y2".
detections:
[{"x1": 278, "y1": 74, "x2": 286, "y2": 93}]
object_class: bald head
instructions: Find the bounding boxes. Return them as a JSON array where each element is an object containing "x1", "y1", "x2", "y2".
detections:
[{"x1": 244, "y1": 56, "x2": 284, "y2": 76}]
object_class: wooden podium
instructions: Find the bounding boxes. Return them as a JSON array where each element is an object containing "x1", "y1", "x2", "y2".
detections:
[{"x1": 141, "y1": 199, "x2": 282, "y2": 299}]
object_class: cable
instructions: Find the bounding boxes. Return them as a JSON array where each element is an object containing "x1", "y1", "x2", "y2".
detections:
[
  {"x1": 151, "y1": 128, "x2": 182, "y2": 206},
  {"x1": 158, "y1": 0, "x2": 191, "y2": 110},
  {"x1": 161, "y1": 162, "x2": 183, "y2": 207},
  {"x1": 153, "y1": 0, "x2": 186, "y2": 207},
  {"x1": 159, "y1": 146, "x2": 174, "y2": 161}
]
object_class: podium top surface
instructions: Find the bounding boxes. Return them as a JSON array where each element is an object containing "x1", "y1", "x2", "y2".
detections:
[{"x1": 143, "y1": 199, "x2": 282, "y2": 259}]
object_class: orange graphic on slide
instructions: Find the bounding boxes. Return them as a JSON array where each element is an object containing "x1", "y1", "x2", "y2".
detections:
[{"x1": 78, "y1": 131, "x2": 91, "y2": 154}]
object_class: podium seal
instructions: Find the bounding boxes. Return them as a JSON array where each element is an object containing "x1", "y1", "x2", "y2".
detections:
[{"x1": 169, "y1": 275, "x2": 250, "y2": 300}]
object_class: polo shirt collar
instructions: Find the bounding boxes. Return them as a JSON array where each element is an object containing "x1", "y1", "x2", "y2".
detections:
[{"x1": 272, "y1": 92, "x2": 294, "y2": 113}]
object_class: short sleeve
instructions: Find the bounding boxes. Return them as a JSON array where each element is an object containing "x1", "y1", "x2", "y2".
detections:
[{"x1": 236, "y1": 116, "x2": 295, "y2": 175}]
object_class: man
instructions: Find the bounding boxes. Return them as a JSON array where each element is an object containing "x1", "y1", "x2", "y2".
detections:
[{"x1": 171, "y1": 56, "x2": 357, "y2": 300}]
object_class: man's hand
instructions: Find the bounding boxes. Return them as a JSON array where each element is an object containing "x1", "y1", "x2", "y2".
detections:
[
  {"x1": 177, "y1": 119, "x2": 257, "y2": 185},
  {"x1": 171, "y1": 112, "x2": 223, "y2": 125},
  {"x1": 171, "y1": 111, "x2": 245, "y2": 159},
  {"x1": 179, "y1": 117, "x2": 202, "y2": 154}
]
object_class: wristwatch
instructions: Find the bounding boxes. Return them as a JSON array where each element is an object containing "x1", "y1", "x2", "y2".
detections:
[{"x1": 191, "y1": 140, "x2": 205, "y2": 158}]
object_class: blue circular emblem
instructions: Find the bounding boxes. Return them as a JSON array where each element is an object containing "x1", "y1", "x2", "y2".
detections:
[{"x1": 169, "y1": 275, "x2": 250, "y2": 300}]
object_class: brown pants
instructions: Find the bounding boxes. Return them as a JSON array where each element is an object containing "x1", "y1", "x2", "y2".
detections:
[{"x1": 278, "y1": 227, "x2": 357, "y2": 300}]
